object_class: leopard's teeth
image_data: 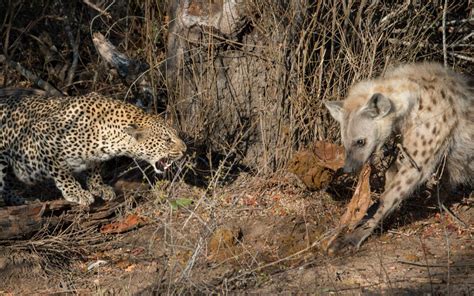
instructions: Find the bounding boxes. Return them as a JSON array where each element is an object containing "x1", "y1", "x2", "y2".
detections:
[
  {"x1": 153, "y1": 164, "x2": 164, "y2": 174},
  {"x1": 164, "y1": 162, "x2": 172, "y2": 170}
]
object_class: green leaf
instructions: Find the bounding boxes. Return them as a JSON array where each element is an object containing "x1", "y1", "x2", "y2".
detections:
[{"x1": 169, "y1": 198, "x2": 193, "y2": 210}]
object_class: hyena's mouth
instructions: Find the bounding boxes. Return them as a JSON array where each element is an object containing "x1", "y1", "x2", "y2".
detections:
[
  {"x1": 368, "y1": 153, "x2": 377, "y2": 164},
  {"x1": 371, "y1": 145, "x2": 391, "y2": 165}
]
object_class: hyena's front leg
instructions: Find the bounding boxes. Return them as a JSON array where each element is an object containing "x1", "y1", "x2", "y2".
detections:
[
  {"x1": 329, "y1": 164, "x2": 423, "y2": 252},
  {"x1": 384, "y1": 159, "x2": 400, "y2": 191}
]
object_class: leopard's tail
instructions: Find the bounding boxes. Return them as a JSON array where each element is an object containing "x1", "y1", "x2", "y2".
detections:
[{"x1": 0, "y1": 88, "x2": 49, "y2": 98}]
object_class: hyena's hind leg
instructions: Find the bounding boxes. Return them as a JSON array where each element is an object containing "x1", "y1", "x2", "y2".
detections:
[
  {"x1": 0, "y1": 156, "x2": 25, "y2": 206},
  {"x1": 328, "y1": 163, "x2": 424, "y2": 253}
]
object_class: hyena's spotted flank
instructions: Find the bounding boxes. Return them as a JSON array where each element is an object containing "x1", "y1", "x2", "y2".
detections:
[{"x1": 325, "y1": 62, "x2": 473, "y2": 252}]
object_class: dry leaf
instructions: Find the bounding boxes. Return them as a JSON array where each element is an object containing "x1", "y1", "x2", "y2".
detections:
[
  {"x1": 288, "y1": 149, "x2": 334, "y2": 190},
  {"x1": 312, "y1": 141, "x2": 345, "y2": 170},
  {"x1": 100, "y1": 214, "x2": 144, "y2": 234},
  {"x1": 338, "y1": 164, "x2": 372, "y2": 229},
  {"x1": 125, "y1": 264, "x2": 137, "y2": 272},
  {"x1": 322, "y1": 164, "x2": 373, "y2": 254},
  {"x1": 290, "y1": 141, "x2": 370, "y2": 227},
  {"x1": 115, "y1": 260, "x2": 132, "y2": 269}
]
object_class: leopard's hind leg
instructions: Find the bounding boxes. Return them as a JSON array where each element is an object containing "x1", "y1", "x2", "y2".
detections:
[
  {"x1": 86, "y1": 164, "x2": 116, "y2": 201},
  {"x1": 0, "y1": 155, "x2": 25, "y2": 206}
]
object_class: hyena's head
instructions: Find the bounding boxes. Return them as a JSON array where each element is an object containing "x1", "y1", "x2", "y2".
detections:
[{"x1": 325, "y1": 91, "x2": 395, "y2": 174}]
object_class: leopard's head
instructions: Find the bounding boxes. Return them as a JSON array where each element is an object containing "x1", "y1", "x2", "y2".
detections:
[{"x1": 125, "y1": 117, "x2": 186, "y2": 173}]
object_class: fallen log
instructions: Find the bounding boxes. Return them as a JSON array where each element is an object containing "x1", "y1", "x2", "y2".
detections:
[{"x1": 0, "y1": 197, "x2": 125, "y2": 240}]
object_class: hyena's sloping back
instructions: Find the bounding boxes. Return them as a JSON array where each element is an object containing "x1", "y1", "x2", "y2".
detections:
[
  {"x1": 379, "y1": 62, "x2": 473, "y2": 187},
  {"x1": 324, "y1": 62, "x2": 473, "y2": 253}
]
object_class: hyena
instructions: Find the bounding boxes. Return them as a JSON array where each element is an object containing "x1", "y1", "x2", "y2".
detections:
[{"x1": 325, "y1": 62, "x2": 473, "y2": 252}]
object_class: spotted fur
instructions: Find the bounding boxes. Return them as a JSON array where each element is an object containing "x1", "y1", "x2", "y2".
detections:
[
  {"x1": 325, "y1": 62, "x2": 473, "y2": 252},
  {"x1": 0, "y1": 92, "x2": 186, "y2": 206}
]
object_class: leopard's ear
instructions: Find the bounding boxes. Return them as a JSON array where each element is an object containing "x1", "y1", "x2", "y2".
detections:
[{"x1": 125, "y1": 124, "x2": 148, "y2": 141}]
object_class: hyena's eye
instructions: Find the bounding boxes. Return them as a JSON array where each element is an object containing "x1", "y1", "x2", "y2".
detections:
[{"x1": 355, "y1": 138, "x2": 366, "y2": 147}]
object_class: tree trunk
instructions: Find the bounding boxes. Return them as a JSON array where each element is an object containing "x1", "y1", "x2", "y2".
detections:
[{"x1": 166, "y1": 0, "x2": 306, "y2": 173}]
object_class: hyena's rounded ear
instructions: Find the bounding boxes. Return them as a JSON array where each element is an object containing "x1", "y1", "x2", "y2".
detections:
[
  {"x1": 362, "y1": 93, "x2": 392, "y2": 118},
  {"x1": 124, "y1": 123, "x2": 148, "y2": 141},
  {"x1": 324, "y1": 101, "x2": 344, "y2": 123}
]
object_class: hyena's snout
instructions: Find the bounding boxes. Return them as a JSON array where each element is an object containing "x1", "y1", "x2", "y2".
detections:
[{"x1": 343, "y1": 152, "x2": 364, "y2": 174}]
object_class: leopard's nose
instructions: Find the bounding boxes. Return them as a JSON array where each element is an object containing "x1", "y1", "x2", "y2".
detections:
[{"x1": 169, "y1": 139, "x2": 186, "y2": 159}]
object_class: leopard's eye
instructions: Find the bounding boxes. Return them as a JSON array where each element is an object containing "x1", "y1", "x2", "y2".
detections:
[{"x1": 355, "y1": 138, "x2": 366, "y2": 147}]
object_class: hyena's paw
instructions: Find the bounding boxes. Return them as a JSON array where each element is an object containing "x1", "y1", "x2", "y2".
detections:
[
  {"x1": 326, "y1": 226, "x2": 373, "y2": 255},
  {"x1": 3, "y1": 193, "x2": 27, "y2": 206},
  {"x1": 326, "y1": 233, "x2": 355, "y2": 256},
  {"x1": 89, "y1": 184, "x2": 116, "y2": 201}
]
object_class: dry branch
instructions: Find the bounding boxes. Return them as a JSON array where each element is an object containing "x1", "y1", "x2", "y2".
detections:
[
  {"x1": 0, "y1": 198, "x2": 125, "y2": 241},
  {"x1": 0, "y1": 87, "x2": 48, "y2": 97},
  {"x1": 82, "y1": 0, "x2": 112, "y2": 19},
  {"x1": 93, "y1": 32, "x2": 150, "y2": 82},
  {"x1": 3, "y1": 58, "x2": 63, "y2": 96},
  {"x1": 337, "y1": 165, "x2": 372, "y2": 229},
  {"x1": 92, "y1": 32, "x2": 152, "y2": 103},
  {"x1": 62, "y1": 5, "x2": 79, "y2": 87}
]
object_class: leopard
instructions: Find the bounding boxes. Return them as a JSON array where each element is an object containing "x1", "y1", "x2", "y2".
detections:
[{"x1": 0, "y1": 90, "x2": 187, "y2": 206}]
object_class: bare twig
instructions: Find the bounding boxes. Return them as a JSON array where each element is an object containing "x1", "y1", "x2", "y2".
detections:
[
  {"x1": 449, "y1": 52, "x2": 474, "y2": 62},
  {"x1": 397, "y1": 260, "x2": 474, "y2": 268},
  {"x1": 0, "y1": 87, "x2": 47, "y2": 97},
  {"x1": 436, "y1": 154, "x2": 451, "y2": 294},
  {"x1": 5, "y1": 59, "x2": 63, "y2": 96},
  {"x1": 459, "y1": 31, "x2": 474, "y2": 43},
  {"x1": 379, "y1": 0, "x2": 410, "y2": 26},
  {"x1": 442, "y1": 0, "x2": 448, "y2": 66},
  {"x1": 445, "y1": 17, "x2": 474, "y2": 25},
  {"x1": 440, "y1": 203, "x2": 468, "y2": 228},
  {"x1": 61, "y1": 4, "x2": 79, "y2": 87},
  {"x1": 419, "y1": 236, "x2": 435, "y2": 295},
  {"x1": 82, "y1": 0, "x2": 112, "y2": 19}
]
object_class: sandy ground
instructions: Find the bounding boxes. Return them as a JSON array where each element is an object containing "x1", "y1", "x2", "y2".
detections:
[{"x1": 0, "y1": 173, "x2": 472, "y2": 295}]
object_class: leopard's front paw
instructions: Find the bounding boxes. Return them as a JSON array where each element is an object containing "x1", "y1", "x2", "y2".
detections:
[
  {"x1": 90, "y1": 184, "x2": 116, "y2": 201},
  {"x1": 79, "y1": 191, "x2": 95, "y2": 206},
  {"x1": 64, "y1": 190, "x2": 95, "y2": 206}
]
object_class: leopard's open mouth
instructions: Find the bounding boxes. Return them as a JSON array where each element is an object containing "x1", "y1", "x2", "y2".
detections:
[{"x1": 154, "y1": 158, "x2": 173, "y2": 174}]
